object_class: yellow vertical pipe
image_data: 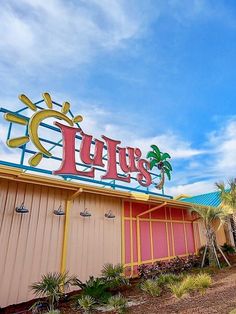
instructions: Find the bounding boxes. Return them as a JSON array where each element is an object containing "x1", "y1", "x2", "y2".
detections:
[
  {"x1": 60, "y1": 199, "x2": 72, "y2": 274},
  {"x1": 149, "y1": 208, "x2": 154, "y2": 263},
  {"x1": 137, "y1": 217, "x2": 141, "y2": 265},
  {"x1": 121, "y1": 200, "x2": 125, "y2": 266},
  {"x1": 129, "y1": 202, "x2": 134, "y2": 275}
]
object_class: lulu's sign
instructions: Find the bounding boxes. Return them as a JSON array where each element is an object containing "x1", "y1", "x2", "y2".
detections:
[{"x1": 4, "y1": 93, "x2": 172, "y2": 189}]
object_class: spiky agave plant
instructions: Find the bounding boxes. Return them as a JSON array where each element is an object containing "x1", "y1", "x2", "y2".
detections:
[
  {"x1": 77, "y1": 295, "x2": 96, "y2": 314},
  {"x1": 31, "y1": 272, "x2": 72, "y2": 311},
  {"x1": 101, "y1": 263, "x2": 128, "y2": 289},
  {"x1": 146, "y1": 145, "x2": 172, "y2": 190},
  {"x1": 107, "y1": 294, "x2": 127, "y2": 314}
]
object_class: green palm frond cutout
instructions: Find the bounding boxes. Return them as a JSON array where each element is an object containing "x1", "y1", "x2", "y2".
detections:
[{"x1": 146, "y1": 145, "x2": 173, "y2": 190}]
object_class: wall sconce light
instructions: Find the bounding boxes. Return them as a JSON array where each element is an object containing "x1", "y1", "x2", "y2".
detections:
[
  {"x1": 15, "y1": 202, "x2": 29, "y2": 214},
  {"x1": 80, "y1": 208, "x2": 91, "y2": 217},
  {"x1": 53, "y1": 205, "x2": 65, "y2": 216},
  {"x1": 105, "y1": 210, "x2": 115, "y2": 219}
]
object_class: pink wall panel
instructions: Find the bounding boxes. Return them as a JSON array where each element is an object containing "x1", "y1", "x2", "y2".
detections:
[
  {"x1": 124, "y1": 201, "x2": 130, "y2": 217},
  {"x1": 151, "y1": 207, "x2": 166, "y2": 219},
  {"x1": 170, "y1": 207, "x2": 183, "y2": 220},
  {"x1": 132, "y1": 221, "x2": 138, "y2": 263},
  {"x1": 140, "y1": 221, "x2": 151, "y2": 261},
  {"x1": 173, "y1": 222, "x2": 186, "y2": 255},
  {"x1": 152, "y1": 222, "x2": 168, "y2": 259},
  {"x1": 124, "y1": 220, "x2": 131, "y2": 264},
  {"x1": 132, "y1": 202, "x2": 149, "y2": 218},
  {"x1": 185, "y1": 223, "x2": 195, "y2": 253},
  {"x1": 167, "y1": 223, "x2": 173, "y2": 256},
  {"x1": 166, "y1": 207, "x2": 171, "y2": 220}
]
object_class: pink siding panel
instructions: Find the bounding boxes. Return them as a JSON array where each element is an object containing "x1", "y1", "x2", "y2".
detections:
[
  {"x1": 132, "y1": 203, "x2": 149, "y2": 218},
  {"x1": 186, "y1": 223, "x2": 195, "y2": 253},
  {"x1": 151, "y1": 207, "x2": 166, "y2": 219},
  {"x1": 170, "y1": 207, "x2": 183, "y2": 220},
  {"x1": 140, "y1": 221, "x2": 151, "y2": 261},
  {"x1": 132, "y1": 221, "x2": 138, "y2": 263},
  {"x1": 124, "y1": 201, "x2": 130, "y2": 217},
  {"x1": 124, "y1": 220, "x2": 131, "y2": 264},
  {"x1": 167, "y1": 223, "x2": 173, "y2": 256},
  {"x1": 173, "y1": 223, "x2": 186, "y2": 255},
  {"x1": 152, "y1": 222, "x2": 168, "y2": 259}
]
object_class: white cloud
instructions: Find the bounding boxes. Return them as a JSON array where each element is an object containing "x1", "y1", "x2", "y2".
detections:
[
  {"x1": 0, "y1": 0, "x2": 146, "y2": 72},
  {"x1": 166, "y1": 180, "x2": 215, "y2": 197}
]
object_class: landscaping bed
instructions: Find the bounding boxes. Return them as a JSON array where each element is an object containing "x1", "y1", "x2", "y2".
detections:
[{"x1": 3, "y1": 265, "x2": 236, "y2": 314}]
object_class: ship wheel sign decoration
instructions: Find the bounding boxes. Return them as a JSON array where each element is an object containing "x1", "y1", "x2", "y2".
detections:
[{"x1": 146, "y1": 145, "x2": 173, "y2": 190}]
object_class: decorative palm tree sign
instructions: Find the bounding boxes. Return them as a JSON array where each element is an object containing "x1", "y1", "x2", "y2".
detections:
[
  {"x1": 1, "y1": 92, "x2": 174, "y2": 196},
  {"x1": 146, "y1": 145, "x2": 172, "y2": 190}
]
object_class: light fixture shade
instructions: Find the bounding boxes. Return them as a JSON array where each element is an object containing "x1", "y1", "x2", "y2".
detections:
[
  {"x1": 105, "y1": 210, "x2": 115, "y2": 219},
  {"x1": 80, "y1": 208, "x2": 91, "y2": 217},
  {"x1": 53, "y1": 205, "x2": 65, "y2": 216},
  {"x1": 15, "y1": 202, "x2": 29, "y2": 214}
]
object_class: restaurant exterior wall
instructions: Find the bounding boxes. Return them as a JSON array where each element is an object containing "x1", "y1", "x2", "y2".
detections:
[
  {"x1": 0, "y1": 177, "x2": 122, "y2": 308},
  {"x1": 0, "y1": 170, "x2": 228, "y2": 308}
]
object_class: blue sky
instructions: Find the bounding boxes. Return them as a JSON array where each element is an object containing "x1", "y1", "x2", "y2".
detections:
[{"x1": 0, "y1": 0, "x2": 236, "y2": 196}]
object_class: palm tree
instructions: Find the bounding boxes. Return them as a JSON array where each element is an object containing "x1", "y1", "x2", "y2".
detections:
[
  {"x1": 216, "y1": 179, "x2": 236, "y2": 245},
  {"x1": 190, "y1": 205, "x2": 230, "y2": 267},
  {"x1": 31, "y1": 272, "x2": 72, "y2": 311},
  {"x1": 146, "y1": 145, "x2": 172, "y2": 190}
]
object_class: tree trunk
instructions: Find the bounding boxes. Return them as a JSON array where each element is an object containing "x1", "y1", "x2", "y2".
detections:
[
  {"x1": 224, "y1": 216, "x2": 233, "y2": 245},
  {"x1": 206, "y1": 227, "x2": 217, "y2": 267},
  {"x1": 156, "y1": 169, "x2": 165, "y2": 190}
]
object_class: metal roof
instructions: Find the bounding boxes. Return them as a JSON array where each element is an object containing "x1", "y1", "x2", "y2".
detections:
[{"x1": 181, "y1": 191, "x2": 221, "y2": 207}]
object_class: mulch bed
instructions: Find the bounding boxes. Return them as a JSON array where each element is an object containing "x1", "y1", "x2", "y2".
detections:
[{"x1": 3, "y1": 266, "x2": 236, "y2": 314}]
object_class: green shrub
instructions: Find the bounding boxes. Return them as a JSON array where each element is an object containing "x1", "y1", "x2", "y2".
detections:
[
  {"x1": 101, "y1": 263, "x2": 129, "y2": 290},
  {"x1": 157, "y1": 273, "x2": 183, "y2": 287},
  {"x1": 74, "y1": 276, "x2": 111, "y2": 303},
  {"x1": 108, "y1": 294, "x2": 127, "y2": 314},
  {"x1": 221, "y1": 243, "x2": 236, "y2": 255},
  {"x1": 169, "y1": 282, "x2": 188, "y2": 299},
  {"x1": 194, "y1": 273, "x2": 212, "y2": 294},
  {"x1": 77, "y1": 295, "x2": 96, "y2": 313},
  {"x1": 30, "y1": 272, "x2": 72, "y2": 311},
  {"x1": 140, "y1": 279, "x2": 161, "y2": 296},
  {"x1": 170, "y1": 273, "x2": 212, "y2": 298}
]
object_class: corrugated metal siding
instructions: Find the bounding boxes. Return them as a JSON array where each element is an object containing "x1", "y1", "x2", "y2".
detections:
[
  {"x1": 0, "y1": 177, "x2": 122, "y2": 308},
  {"x1": 181, "y1": 191, "x2": 221, "y2": 207},
  {"x1": 66, "y1": 193, "x2": 121, "y2": 284}
]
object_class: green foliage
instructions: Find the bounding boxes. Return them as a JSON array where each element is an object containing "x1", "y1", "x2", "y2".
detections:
[
  {"x1": 140, "y1": 279, "x2": 161, "y2": 296},
  {"x1": 78, "y1": 276, "x2": 111, "y2": 303},
  {"x1": 216, "y1": 180, "x2": 236, "y2": 212},
  {"x1": 107, "y1": 294, "x2": 127, "y2": 314},
  {"x1": 157, "y1": 273, "x2": 183, "y2": 287},
  {"x1": 146, "y1": 145, "x2": 172, "y2": 189},
  {"x1": 194, "y1": 273, "x2": 212, "y2": 294},
  {"x1": 77, "y1": 295, "x2": 96, "y2": 313},
  {"x1": 101, "y1": 263, "x2": 129, "y2": 290},
  {"x1": 170, "y1": 273, "x2": 212, "y2": 298},
  {"x1": 169, "y1": 282, "x2": 188, "y2": 299},
  {"x1": 221, "y1": 243, "x2": 236, "y2": 254},
  {"x1": 30, "y1": 272, "x2": 72, "y2": 311}
]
